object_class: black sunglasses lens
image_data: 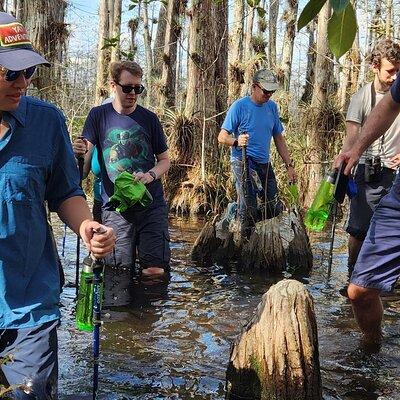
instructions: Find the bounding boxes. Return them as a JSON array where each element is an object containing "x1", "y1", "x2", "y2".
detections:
[
  {"x1": 121, "y1": 84, "x2": 144, "y2": 94},
  {"x1": 134, "y1": 85, "x2": 144, "y2": 94},
  {"x1": 5, "y1": 70, "x2": 19, "y2": 81},
  {"x1": 121, "y1": 85, "x2": 133, "y2": 94},
  {"x1": 5, "y1": 66, "x2": 36, "y2": 81},
  {"x1": 25, "y1": 66, "x2": 36, "y2": 79}
]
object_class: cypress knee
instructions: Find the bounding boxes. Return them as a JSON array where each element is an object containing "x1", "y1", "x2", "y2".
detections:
[{"x1": 226, "y1": 279, "x2": 322, "y2": 400}]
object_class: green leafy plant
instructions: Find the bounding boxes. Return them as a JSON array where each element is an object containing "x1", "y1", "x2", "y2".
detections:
[{"x1": 297, "y1": 0, "x2": 357, "y2": 58}]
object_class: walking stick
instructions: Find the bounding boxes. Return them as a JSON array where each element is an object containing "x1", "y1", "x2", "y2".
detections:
[
  {"x1": 76, "y1": 155, "x2": 85, "y2": 298},
  {"x1": 92, "y1": 257, "x2": 104, "y2": 400},
  {"x1": 241, "y1": 144, "x2": 251, "y2": 238},
  {"x1": 327, "y1": 162, "x2": 348, "y2": 284},
  {"x1": 326, "y1": 199, "x2": 338, "y2": 282}
]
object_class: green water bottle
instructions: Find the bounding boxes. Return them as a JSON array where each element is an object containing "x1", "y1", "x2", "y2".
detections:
[
  {"x1": 76, "y1": 257, "x2": 95, "y2": 332},
  {"x1": 288, "y1": 182, "x2": 299, "y2": 205},
  {"x1": 304, "y1": 170, "x2": 337, "y2": 232}
]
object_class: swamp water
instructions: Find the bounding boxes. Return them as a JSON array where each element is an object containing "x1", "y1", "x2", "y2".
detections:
[{"x1": 53, "y1": 217, "x2": 400, "y2": 400}]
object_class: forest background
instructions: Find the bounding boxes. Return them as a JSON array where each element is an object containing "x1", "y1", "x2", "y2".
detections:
[{"x1": 0, "y1": 0, "x2": 397, "y2": 215}]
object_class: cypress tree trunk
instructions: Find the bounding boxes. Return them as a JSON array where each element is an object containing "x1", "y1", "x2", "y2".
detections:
[
  {"x1": 301, "y1": 20, "x2": 316, "y2": 103},
  {"x1": 279, "y1": 0, "x2": 299, "y2": 92},
  {"x1": 184, "y1": 0, "x2": 218, "y2": 180},
  {"x1": 241, "y1": 4, "x2": 255, "y2": 96},
  {"x1": 142, "y1": 0, "x2": 153, "y2": 94},
  {"x1": 158, "y1": 0, "x2": 182, "y2": 109},
  {"x1": 228, "y1": 0, "x2": 245, "y2": 104},
  {"x1": 214, "y1": 0, "x2": 228, "y2": 126},
  {"x1": 18, "y1": 0, "x2": 68, "y2": 102},
  {"x1": 304, "y1": 3, "x2": 334, "y2": 206},
  {"x1": 152, "y1": 3, "x2": 167, "y2": 79},
  {"x1": 110, "y1": 0, "x2": 122, "y2": 64},
  {"x1": 226, "y1": 280, "x2": 322, "y2": 400},
  {"x1": 95, "y1": 0, "x2": 111, "y2": 104},
  {"x1": 268, "y1": 0, "x2": 279, "y2": 69}
]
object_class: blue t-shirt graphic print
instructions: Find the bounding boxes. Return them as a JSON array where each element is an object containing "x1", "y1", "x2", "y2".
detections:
[{"x1": 83, "y1": 103, "x2": 168, "y2": 209}]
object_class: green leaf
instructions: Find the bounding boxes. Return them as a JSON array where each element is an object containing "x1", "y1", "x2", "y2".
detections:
[
  {"x1": 330, "y1": 0, "x2": 349, "y2": 13},
  {"x1": 256, "y1": 6, "x2": 266, "y2": 18},
  {"x1": 246, "y1": 0, "x2": 254, "y2": 7},
  {"x1": 128, "y1": 4, "x2": 136, "y2": 10},
  {"x1": 297, "y1": 0, "x2": 328, "y2": 31},
  {"x1": 328, "y1": 3, "x2": 357, "y2": 58}
]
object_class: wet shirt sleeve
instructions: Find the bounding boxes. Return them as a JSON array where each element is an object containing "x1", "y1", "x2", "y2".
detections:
[
  {"x1": 390, "y1": 74, "x2": 400, "y2": 103},
  {"x1": 45, "y1": 112, "x2": 84, "y2": 211}
]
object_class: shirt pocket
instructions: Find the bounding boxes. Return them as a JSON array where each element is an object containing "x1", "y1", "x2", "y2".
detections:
[{"x1": 1, "y1": 155, "x2": 47, "y2": 204}]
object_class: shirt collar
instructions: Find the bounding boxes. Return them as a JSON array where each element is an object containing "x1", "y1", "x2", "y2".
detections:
[{"x1": 6, "y1": 96, "x2": 27, "y2": 127}]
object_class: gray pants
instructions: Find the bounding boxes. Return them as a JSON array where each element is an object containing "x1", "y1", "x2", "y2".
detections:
[{"x1": 0, "y1": 320, "x2": 58, "y2": 399}]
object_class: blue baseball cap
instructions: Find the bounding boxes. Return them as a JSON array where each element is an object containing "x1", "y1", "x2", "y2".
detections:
[{"x1": 0, "y1": 11, "x2": 50, "y2": 70}]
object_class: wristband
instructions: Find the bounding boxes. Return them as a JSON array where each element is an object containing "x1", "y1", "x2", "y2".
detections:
[{"x1": 148, "y1": 170, "x2": 157, "y2": 181}]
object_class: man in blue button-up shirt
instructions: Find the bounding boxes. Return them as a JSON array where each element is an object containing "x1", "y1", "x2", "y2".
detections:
[{"x1": 0, "y1": 12, "x2": 115, "y2": 398}]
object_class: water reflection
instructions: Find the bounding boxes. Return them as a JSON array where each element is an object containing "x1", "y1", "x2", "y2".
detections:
[{"x1": 53, "y1": 217, "x2": 400, "y2": 400}]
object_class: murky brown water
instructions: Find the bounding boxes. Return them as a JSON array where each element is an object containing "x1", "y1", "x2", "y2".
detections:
[{"x1": 52, "y1": 216, "x2": 400, "y2": 400}]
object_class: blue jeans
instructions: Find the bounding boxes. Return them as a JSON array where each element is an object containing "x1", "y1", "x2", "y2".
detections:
[{"x1": 231, "y1": 157, "x2": 283, "y2": 232}]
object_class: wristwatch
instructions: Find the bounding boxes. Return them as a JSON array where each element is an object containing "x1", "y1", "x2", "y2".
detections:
[{"x1": 148, "y1": 170, "x2": 157, "y2": 181}]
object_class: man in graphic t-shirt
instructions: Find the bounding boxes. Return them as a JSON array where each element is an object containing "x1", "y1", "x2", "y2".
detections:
[
  {"x1": 74, "y1": 61, "x2": 171, "y2": 290},
  {"x1": 339, "y1": 39, "x2": 400, "y2": 285}
]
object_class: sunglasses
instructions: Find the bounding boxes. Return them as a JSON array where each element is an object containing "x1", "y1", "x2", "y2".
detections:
[
  {"x1": 255, "y1": 84, "x2": 275, "y2": 96},
  {"x1": 114, "y1": 81, "x2": 145, "y2": 94},
  {"x1": 0, "y1": 66, "x2": 37, "y2": 82}
]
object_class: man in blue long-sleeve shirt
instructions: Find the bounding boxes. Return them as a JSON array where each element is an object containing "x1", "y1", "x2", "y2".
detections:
[{"x1": 0, "y1": 11, "x2": 115, "y2": 398}]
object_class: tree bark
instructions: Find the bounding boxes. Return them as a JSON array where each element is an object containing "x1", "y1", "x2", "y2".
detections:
[
  {"x1": 184, "y1": 0, "x2": 218, "y2": 174},
  {"x1": 301, "y1": 20, "x2": 316, "y2": 103},
  {"x1": 385, "y1": 0, "x2": 392, "y2": 38},
  {"x1": 241, "y1": 4, "x2": 255, "y2": 96},
  {"x1": 17, "y1": 0, "x2": 68, "y2": 101},
  {"x1": 110, "y1": 0, "x2": 122, "y2": 64},
  {"x1": 158, "y1": 0, "x2": 182, "y2": 109},
  {"x1": 142, "y1": 0, "x2": 153, "y2": 91},
  {"x1": 241, "y1": 218, "x2": 286, "y2": 275},
  {"x1": 304, "y1": 3, "x2": 334, "y2": 206},
  {"x1": 214, "y1": 0, "x2": 228, "y2": 126},
  {"x1": 268, "y1": 0, "x2": 279, "y2": 69},
  {"x1": 338, "y1": 30, "x2": 360, "y2": 110},
  {"x1": 152, "y1": 3, "x2": 167, "y2": 79},
  {"x1": 95, "y1": 0, "x2": 111, "y2": 104},
  {"x1": 279, "y1": 0, "x2": 299, "y2": 92},
  {"x1": 128, "y1": 17, "x2": 140, "y2": 59},
  {"x1": 226, "y1": 279, "x2": 322, "y2": 400},
  {"x1": 228, "y1": 0, "x2": 245, "y2": 104}
]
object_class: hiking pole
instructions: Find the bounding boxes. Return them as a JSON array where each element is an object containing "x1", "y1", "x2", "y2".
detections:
[
  {"x1": 91, "y1": 227, "x2": 106, "y2": 400},
  {"x1": 326, "y1": 199, "x2": 338, "y2": 282},
  {"x1": 241, "y1": 143, "x2": 251, "y2": 239},
  {"x1": 75, "y1": 154, "x2": 85, "y2": 298},
  {"x1": 92, "y1": 257, "x2": 104, "y2": 399},
  {"x1": 326, "y1": 161, "x2": 348, "y2": 284}
]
